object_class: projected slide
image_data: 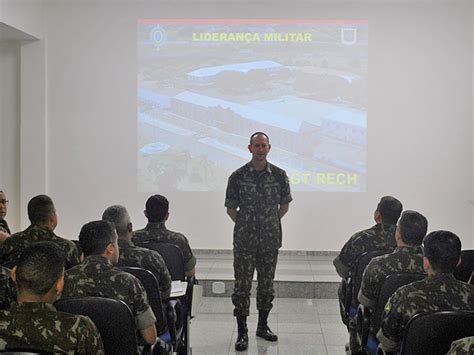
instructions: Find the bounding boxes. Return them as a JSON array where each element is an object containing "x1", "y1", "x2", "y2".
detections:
[{"x1": 137, "y1": 19, "x2": 368, "y2": 192}]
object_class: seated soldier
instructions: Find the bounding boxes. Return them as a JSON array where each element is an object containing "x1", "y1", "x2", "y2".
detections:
[
  {"x1": 333, "y1": 196, "x2": 403, "y2": 278},
  {"x1": 358, "y1": 210, "x2": 427, "y2": 308},
  {"x1": 102, "y1": 205, "x2": 172, "y2": 300},
  {"x1": 62, "y1": 220, "x2": 157, "y2": 345},
  {"x1": 0, "y1": 242, "x2": 104, "y2": 354},
  {"x1": 377, "y1": 230, "x2": 474, "y2": 353},
  {"x1": 334, "y1": 196, "x2": 402, "y2": 324},
  {"x1": 133, "y1": 194, "x2": 196, "y2": 277},
  {"x1": 0, "y1": 190, "x2": 11, "y2": 243},
  {"x1": 0, "y1": 195, "x2": 80, "y2": 269}
]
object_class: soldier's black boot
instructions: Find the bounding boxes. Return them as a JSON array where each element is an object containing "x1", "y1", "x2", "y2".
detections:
[
  {"x1": 256, "y1": 310, "x2": 278, "y2": 341},
  {"x1": 235, "y1": 316, "x2": 248, "y2": 351}
]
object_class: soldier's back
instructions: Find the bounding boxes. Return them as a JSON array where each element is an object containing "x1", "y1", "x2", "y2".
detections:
[{"x1": 0, "y1": 301, "x2": 104, "y2": 354}]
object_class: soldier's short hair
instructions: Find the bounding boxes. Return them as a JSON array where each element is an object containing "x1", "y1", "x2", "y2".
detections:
[
  {"x1": 16, "y1": 241, "x2": 65, "y2": 295},
  {"x1": 398, "y1": 210, "x2": 428, "y2": 246},
  {"x1": 423, "y1": 230, "x2": 461, "y2": 273},
  {"x1": 102, "y1": 205, "x2": 130, "y2": 237},
  {"x1": 27, "y1": 194, "x2": 55, "y2": 225},
  {"x1": 377, "y1": 196, "x2": 403, "y2": 224},
  {"x1": 79, "y1": 220, "x2": 117, "y2": 257},
  {"x1": 145, "y1": 194, "x2": 169, "y2": 223},
  {"x1": 250, "y1": 132, "x2": 270, "y2": 144}
]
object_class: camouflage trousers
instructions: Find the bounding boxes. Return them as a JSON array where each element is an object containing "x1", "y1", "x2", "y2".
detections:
[{"x1": 232, "y1": 248, "x2": 278, "y2": 317}]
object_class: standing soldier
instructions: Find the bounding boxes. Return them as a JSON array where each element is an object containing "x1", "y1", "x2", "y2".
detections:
[{"x1": 225, "y1": 132, "x2": 292, "y2": 351}]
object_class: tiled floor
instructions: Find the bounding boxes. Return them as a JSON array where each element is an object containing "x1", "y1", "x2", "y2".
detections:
[
  {"x1": 195, "y1": 251, "x2": 340, "y2": 283},
  {"x1": 190, "y1": 297, "x2": 347, "y2": 355}
]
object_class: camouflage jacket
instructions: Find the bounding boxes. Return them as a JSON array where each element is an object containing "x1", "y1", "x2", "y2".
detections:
[
  {"x1": 333, "y1": 223, "x2": 397, "y2": 278},
  {"x1": 0, "y1": 266, "x2": 14, "y2": 309},
  {"x1": 117, "y1": 239, "x2": 172, "y2": 300},
  {"x1": 448, "y1": 336, "x2": 474, "y2": 355},
  {"x1": 377, "y1": 274, "x2": 474, "y2": 352},
  {"x1": 225, "y1": 162, "x2": 292, "y2": 251},
  {"x1": 358, "y1": 246, "x2": 425, "y2": 308},
  {"x1": 62, "y1": 255, "x2": 156, "y2": 330},
  {"x1": 0, "y1": 220, "x2": 10, "y2": 235},
  {"x1": 133, "y1": 222, "x2": 196, "y2": 273},
  {"x1": 0, "y1": 301, "x2": 104, "y2": 354},
  {"x1": 0, "y1": 224, "x2": 80, "y2": 269}
]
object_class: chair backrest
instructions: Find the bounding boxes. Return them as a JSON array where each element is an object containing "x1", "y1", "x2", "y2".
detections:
[
  {"x1": 140, "y1": 241, "x2": 185, "y2": 281},
  {"x1": 454, "y1": 250, "x2": 474, "y2": 282},
  {"x1": 351, "y1": 250, "x2": 392, "y2": 305},
  {"x1": 371, "y1": 273, "x2": 425, "y2": 333},
  {"x1": 400, "y1": 310, "x2": 474, "y2": 355},
  {"x1": 54, "y1": 296, "x2": 138, "y2": 355},
  {"x1": 118, "y1": 266, "x2": 167, "y2": 335}
]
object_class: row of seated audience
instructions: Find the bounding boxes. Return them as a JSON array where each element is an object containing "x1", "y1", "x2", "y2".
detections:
[
  {"x1": 0, "y1": 192, "x2": 196, "y2": 354},
  {"x1": 334, "y1": 196, "x2": 474, "y2": 355}
]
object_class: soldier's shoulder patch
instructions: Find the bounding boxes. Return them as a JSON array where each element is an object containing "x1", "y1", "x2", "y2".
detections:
[{"x1": 384, "y1": 301, "x2": 392, "y2": 313}]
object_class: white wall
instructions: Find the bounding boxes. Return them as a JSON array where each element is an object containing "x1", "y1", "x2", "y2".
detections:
[
  {"x1": 18, "y1": 0, "x2": 473, "y2": 250},
  {"x1": 0, "y1": 0, "x2": 43, "y2": 39},
  {"x1": 0, "y1": 41, "x2": 20, "y2": 231}
]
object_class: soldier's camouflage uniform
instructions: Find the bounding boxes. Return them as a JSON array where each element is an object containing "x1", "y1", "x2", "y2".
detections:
[
  {"x1": 133, "y1": 222, "x2": 196, "y2": 274},
  {"x1": 0, "y1": 220, "x2": 10, "y2": 235},
  {"x1": 377, "y1": 274, "x2": 474, "y2": 352},
  {"x1": 0, "y1": 266, "x2": 15, "y2": 309},
  {"x1": 0, "y1": 301, "x2": 104, "y2": 354},
  {"x1": 225, "y1": 162, "x2": 292, "y2": 317},
  {"x1": 0, "y1": 224, "x2": 80, "y2": 270},
  {"x1": 358, "y1": 246, "x2": 425, "y2": 309},
  {"x1": 448, "y1": 336, "x2": 474, "y2": 355},
  {"x1": 333, "y1": 223, "x2": 397, "y2": 324},
  {"x1": 62, "y1": 255, "x2": 156, "y2": 331},
  {"x1": 117, "y1": 239, "x2": 172, "y2": 300},
  {"x1": 333, "y1": 223, "x2": 398, "y2": 279}
]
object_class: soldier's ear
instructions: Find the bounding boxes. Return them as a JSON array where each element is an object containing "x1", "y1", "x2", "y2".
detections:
[
  {"x1": 10, "y1": 266, "x2": 17, "y2": 282},
  {"x1": 422, "y1": 256, "x2": 431, "y2": 272},
  {"x1": 128, "y1": 222, "x2": 133, "y2": 233},
  {"x1": 55, "y1": 275, "x2": 65, "y2": 295},
  {"x1": 144, "y1": 210, "x2": 148, "y2": 219}
]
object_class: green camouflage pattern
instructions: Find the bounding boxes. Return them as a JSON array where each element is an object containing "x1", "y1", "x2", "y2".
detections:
[
  {"x1": 225, "y1": 162, "x2": 292, "y2": 252},
  {"x1": 448, "y1": 336, "x2": 474, "y2": 355},
  {"x1": 0, "y1": 266, "x2": 14, "y2": 309},
  {"x1": 358, "y1": 246, "x2": 425, "y2": 308},
  {"x1": 333, "y1": 223, "x2": 397, "y2": 278},
  {"x1": 0, "y1": 225, "x2": 80, "y2": 269},
  {"x1": 232, "y1": 248, "x2": 278, "y2": 316},
  {"x1": 0, "y1": 301, "x2": 104, "y2": 354},
  {"x1": 225, "y1": 162, "x2": 291, "y2": 316},
  {"x1": 377, "y1": 274, "x2": 474, "y2": 352},
  {"x1": 0, "y1": 220, "x2": 10, "y2": 235},
  {"x1": 117, "y1": 239, "x2": 172, "y2": 300},
  {"x1": 62, "y1": 255, "x2": 156, "y2": 330},
  {"x1": 133, "y1": 222, "x2": 196, "y2": 273}
]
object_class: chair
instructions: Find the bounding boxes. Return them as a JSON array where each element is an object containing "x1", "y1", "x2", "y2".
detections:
[
  {"x1": 138, "y1": 241, "x2": 194, "y2": 355},
  {"x1": 54, "y1": 296, "x2": 142, "y2": 355},
  {"x1": 340, "y1": 249, "x2": 392, "y2": 322},
  {"x1": 454, "y1": 250, "x2": 474, "y2": 282},
  {"x1": 357, "y1": 273, "x2": 425, "y2": 354},
  {"x1": 140, "y1": 242, "x2": 185, "y2": 281},
  {"x1": 397, "y1": 310, "x2": 474, "y2": 355},
  {"x1": 119, "y1": 266, "x2": 183, "y2": 354}
]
